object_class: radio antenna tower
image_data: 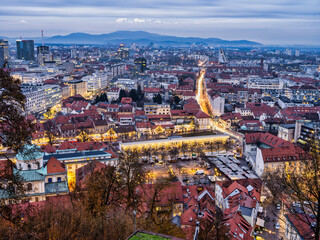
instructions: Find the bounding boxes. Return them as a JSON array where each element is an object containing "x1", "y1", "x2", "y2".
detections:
[{"x1": 41, "y1": 30, "x2": 44, "y2": 46}]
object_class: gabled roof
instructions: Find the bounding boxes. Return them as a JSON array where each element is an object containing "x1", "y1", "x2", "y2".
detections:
[
  {"x1": 57, "y1": 141, "x2": 76, "y2": 151},
  {"x1": 285, "y1": 213, "x2": 317, "y2": 240},
  {"x1": 46, "y1": 156, "x2": 66, "y2": 174},
  {"x1": 180, "y1": 207, "x2": 197, "y2": 226},
  {"x1": 75, "y1": 160, "x2": 108, "y2": 187},
  {"x1": 42, "y1": 144, "x2": 56, "y2": 154},
  {"x1": 245, "y1": 132, "x2": 294, "y2": 148},
  {"x1": 195, "y1": 110, "x2": 210, "y2": 119},
  {"x1": 261, "y1": 145, "x2": 308, "y2": 163},
  {"x1": 224, "y1": 181, "x2": 249, "y2": 198},
  {"x1": 223, "y1": 211, "x2": 253, "y2": 240}
]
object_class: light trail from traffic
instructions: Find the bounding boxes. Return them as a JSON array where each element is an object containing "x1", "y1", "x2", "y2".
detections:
[
  {"x1": 196, "y1": 69, "x2": 212, "y2": 116},
  {"x1": 195, "y1": 69, "x2": 244, "y2": 143}
]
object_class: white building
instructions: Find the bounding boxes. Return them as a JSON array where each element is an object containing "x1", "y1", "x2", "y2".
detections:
[
  {"x1": 23, "y1": 87, "x2": 46, "y2": 114},
  {"x1": 248, "y1": 77, "x2": 283, "y2": 90},
  {"x1": 82, "y1": 72, "x2": 109, "y2": 94},
  {"x1": 107, "y1": 87, "x2": 120, "y2": 102},
  {"x1": 144, "y1": 104, "x2": 170, "y2": 115},
  {"x1": 115, "y1": 78, "x2": 137, "y2": 90},
  {"x1": 43, "y1": 85, "x2": 62, "y2": 109},
  {"x1": 210, "y1": 95, "x2": 225, "y2": 116}
]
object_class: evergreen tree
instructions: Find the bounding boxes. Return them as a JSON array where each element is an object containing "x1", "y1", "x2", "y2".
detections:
[
  {"x1": 94, "y1": 92, "x2": 108, "y2": 104},
  {"x1": 173, "y1": 95, "x2": 181, "y2": 105},
  {"x1": 137, "y1": 85, "x2": 142, "y2": 100},
  {"x1": 153, "y1": 93, "x2": 162, "y2": 104},
  {"x1": 118, "y1": 89, "x2": 127, "y2": 102},
  {"x1": 129, "y1": 89, "x2": 138, "y2": 102}
]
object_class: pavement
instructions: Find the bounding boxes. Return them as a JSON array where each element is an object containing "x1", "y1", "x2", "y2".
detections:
[{"x1": 257, "y1": 201, "x2": 286, "y2": 240}]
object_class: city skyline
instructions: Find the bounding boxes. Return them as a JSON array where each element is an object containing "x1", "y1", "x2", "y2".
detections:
[{"x1": 0, "y1": 0, "x2": 319, "y2": 45}]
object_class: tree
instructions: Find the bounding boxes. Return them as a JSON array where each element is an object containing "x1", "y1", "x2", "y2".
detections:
[
  {"x1": 118, "y1": 89, "x2": 127, "y2": 102},
  {"x1": 223, "y1": 139, "x2": 233, "y2": 153},
  {"x1": 264, "y1": 144, "x2": 320, "y2": 240},
  {"x1": 137, "y1": 85, "x2": 143, "y2": 100},
  {"x1": 153, "y1": 93, "x2": 162, "y2": 104},
  {"x1": 198, "y1": 207, "x2": 230, "y2": 240},
  {"x1": 43, "y1": 107, "x2": 55, "y2": 119},
  {"x1": 0, "y1": 65, "x2": 35, "y2": 238},
  {"x1": 173, "y1": 95, "x2": 181, "y2": 105},
  {"x1": 140, "y1": 177, "x2": 186, "y2": 239},
  {"x1": 129, "y1": 89, "x2": 138, "y2": 102},
  {"x1": 169, "y1": 147, "x2": 179, "y2": 161},
  {"x1": 77, "y1": 129, "x2": 90, "y2": 142},
  {"x1": 117, "y1": 149, "x2": 147, "y2": 211},
  {"x1": 45, "y1": 130, "x2": 58, "y2": 145},
  {"x1": 84, "y1": 165, "x2": 122, "y2": 217},
  {"x1": 215, "y1": 140, "x2": 223, "y2": 153},
  {"x1": 94, "y1": 92, "x2": 108, "y2": 104}
]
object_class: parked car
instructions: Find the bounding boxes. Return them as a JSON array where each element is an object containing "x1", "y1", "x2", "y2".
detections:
[{"x1": 275, "y1": 222, "x2": 280, "y2": 230}]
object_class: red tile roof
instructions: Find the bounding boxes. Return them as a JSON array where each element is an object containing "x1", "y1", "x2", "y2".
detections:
[
  {"x1": 195, "y1": 110, "x2": 210, "y2": 119},
  {"x1": 223, "y1": 211, "x2": 253, "y2": 240},
  {"x1": 42, "y1": 144, "x2": 56, "y2": 153},
  {"x1": 76, "y1": 160, "x2": 108, "y2": 188},
  {"x1": 245, "y1": 132, "x2": 294, "y2": 148},
  {"x1": 286, "y1": 213, "x2": 318, "y2": 240},
  {"x1": 261, "y1": 145, "x2": 308, "y2": 163},
  {"x1": 143, "y1": 87, "x2": 162, "y2": 93},
  {"x1": 46, "y1": 157, "x2": 66, "y2": 174},
  {"x1": 57, "y1": 141, "x2": 76, "y2": 150}
]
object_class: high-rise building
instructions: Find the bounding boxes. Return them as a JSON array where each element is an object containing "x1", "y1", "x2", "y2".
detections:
[
  {"x1": 0, "y1": 39, "x2": 9, "y2": 66},
  {"x1": 37, "y1": 45, "x2": 49, "y2": 55},
  {"x1": 285, "y1": 49, "x2": 292, "y2": 56},
  {"x1": 134, "y1": 57, "x2": 147, "y2": 75},
  {"x1": 295, "y1": 49, "x2": 300, "y2": 57},
  {"x1": 116, "y1": 44, "x2": 129, "y2": 60},
  {"x1": 37, "y1": 45, "x2": 53, "y2": 65},
  {"x1": 16, "y1": 40, "x2": 35, "y2": 61},
  {"x1": 218, "y1": 49, "x2": 228, "y2": 64}
]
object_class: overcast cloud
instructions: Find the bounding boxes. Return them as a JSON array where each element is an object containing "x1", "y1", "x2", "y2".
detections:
[{"x1": 0, "y1": 0, "x2": 319, "y2": 45}]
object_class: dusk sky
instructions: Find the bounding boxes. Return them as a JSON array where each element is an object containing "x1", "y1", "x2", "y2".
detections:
[{"x1": 0, "y1": 0, "x2": 319, "y2": 45}]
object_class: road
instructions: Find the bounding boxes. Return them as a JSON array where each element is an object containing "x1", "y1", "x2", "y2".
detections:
[
  {"x1": 196, "y1": 69, "x2": 212, "y2": 116},
  {"x1": 195, "y1": 69, "x2": 244, "y2": 144}
]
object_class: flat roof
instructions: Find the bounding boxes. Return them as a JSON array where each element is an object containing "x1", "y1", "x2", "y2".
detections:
[
  {"x1": 121, "y1": 134, "x2": 229, "y2": 148},
  {"x1": 43, "y1": 150, "x2": 112, "y2": 161}
]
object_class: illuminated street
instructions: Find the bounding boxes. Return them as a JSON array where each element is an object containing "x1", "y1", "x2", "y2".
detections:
[
  {"x1": 195, "y1": 69, "x2": 244, "y2": 147},
  {"x1": 196, "y1": 69, "x2": 212, "y2": 116}
]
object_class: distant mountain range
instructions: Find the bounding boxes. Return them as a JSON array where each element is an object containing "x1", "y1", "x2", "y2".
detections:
[{"x1": 2, "y1": 31, "x2": 262, "y2": 47}]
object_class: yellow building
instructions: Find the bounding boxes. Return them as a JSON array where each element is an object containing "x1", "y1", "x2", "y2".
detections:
[
  {"x1": 64, "y1": 80, "x2": 87, "y2": 97},
  {"x1": 120, "y1": 134, "x2": 229, "y2": 152}
]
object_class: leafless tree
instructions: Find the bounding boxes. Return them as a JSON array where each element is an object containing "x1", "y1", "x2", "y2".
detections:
[{"x1": 264, "y1": 144, "x2": 320, "y2": 240}]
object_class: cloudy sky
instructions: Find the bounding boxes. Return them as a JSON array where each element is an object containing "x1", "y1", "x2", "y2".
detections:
[{"x1": 0, "y1": 0, "x2": 319, "y2": 45}]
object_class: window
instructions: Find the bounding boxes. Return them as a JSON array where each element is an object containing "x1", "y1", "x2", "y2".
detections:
[
  {"x1": 57, "y1": 177, "x2": 61, "y2": 182},
  {"x1": 27, "y1": 164, "x2": 31, "y2": 170},
  {"x1": 27, "y1": 183, "x2": 32, "y2": 191},
  {"x1": 37, "y1": 162, "x2": 40, "y2": 169},
  {"x1": 48, "y1": 178, "x2": 52, "y2": 183}
]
